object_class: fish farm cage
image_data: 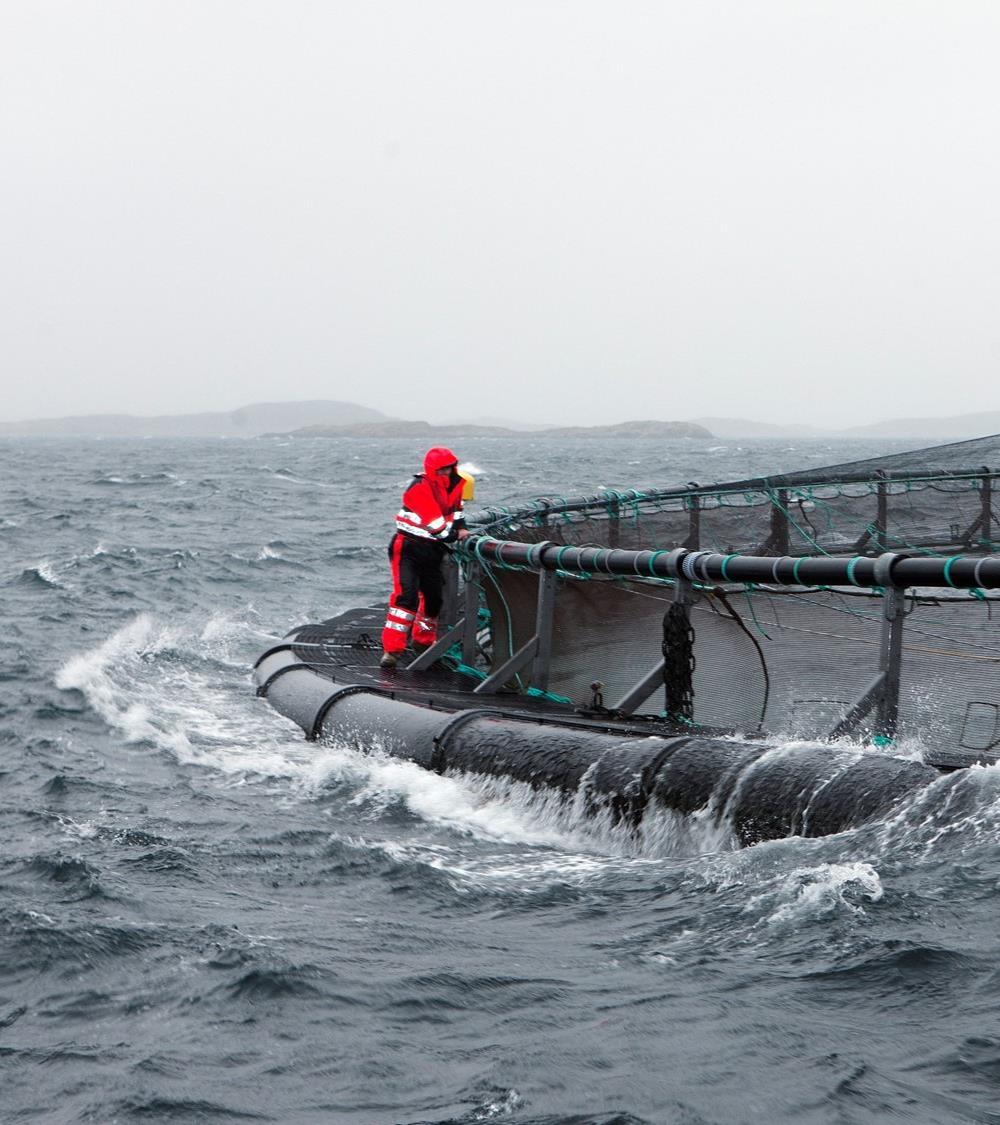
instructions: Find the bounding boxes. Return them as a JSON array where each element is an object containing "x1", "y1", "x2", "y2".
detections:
[{"x1": 412, "y1": 434, "x2": 1000, "y2": 768}]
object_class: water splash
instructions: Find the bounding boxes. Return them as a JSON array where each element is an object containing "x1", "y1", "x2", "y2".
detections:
[
  {"x1": 15, "y1": 561, "x2": 67, "y2": 589},
  {"x1": 746, "y1": 861, "x2": 884, "y2": 927}
]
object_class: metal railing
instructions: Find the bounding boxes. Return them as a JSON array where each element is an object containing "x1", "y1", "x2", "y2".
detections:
[
  {"x1": 474, "y1": 469, "x2": 999, "y2": 557},
  {"x1": 412, "y1": 537, "x2": 1000, "y2": 746}
]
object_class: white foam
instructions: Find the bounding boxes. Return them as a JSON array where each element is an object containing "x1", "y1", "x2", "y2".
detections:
[
  {"x1": 24, "y1": 560, "x2": 68, "y2": 588},
  {"x1": 301, "y1": 746, "x2": 646, "y2": 858},
  {"x1": 872, "y1": 763, "x2": 1000, "y2": 858},
  {"x1": 55, "y1": 615, "x2": 715, "y2": 875},
  {"x1": 56, "y1": 615, "x2": 983, "y2": 899},
  {"x1": 270, "y1": 468, "x2": 336, "y2": 488},
  {"x1": 740, "y1": 860, "x2": 884, "y2": 928},
  {"x1": 55, "y1": 613, "x2": 300, "y2": 770}
]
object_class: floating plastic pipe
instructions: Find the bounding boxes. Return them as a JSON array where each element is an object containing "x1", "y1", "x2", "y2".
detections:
[
  {"x1": 256, "y1": 661, "x2": 939, "y2": 847},
  {"x1": 465, "y1": 539, "x2": 1000, "y2": 591}
]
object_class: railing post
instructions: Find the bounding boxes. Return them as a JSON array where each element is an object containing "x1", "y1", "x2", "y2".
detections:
[
  {"x1": 406, "y1": 557, "x2": 480, "y2": 673},
  {"x1": 875, "y1": 585, "x2": 906, "y2": 740},
  {"x1": 981, "y1": 471, "x2": 994, "y2": 551},
  {"x1": 472, "y1": 566, "x2": 558, "y2": 695},
  {"x1": 461, "y1": 560, "x2": 481, "y2": 665},
  {"x1": 662, "y1": 571, "x2": 696, "y2": 722},
  {"x1": 828, "y1": 552, "x2": 905, "y2": 742},
  {"x1": 607, "y1": 498, "x2": 620, "y2": 549},
  {"x1": 441, "y1": 555, "x2": 460, "y2": 626},
  {"x1": 766, "y1": 489, "x2": 789, "y2": 555},
  {"x1": 874, "y1": 471, "x2": 888, "y2": 552},
  {"x1": 530, "y1": 568, "x2": 558, "y2": 692},
  {"x1": 685, "y1": 495, "x2": 701, "y2": 550}
]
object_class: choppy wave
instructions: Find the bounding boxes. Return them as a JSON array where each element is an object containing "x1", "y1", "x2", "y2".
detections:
[
  {"x1": 93, "y1": 471, "x2": 182, "y2": 486},
  {"x1": 13, "y1": 561, "x2": 67, "y2": 588},
  {"x1": 6, "y1": 434, "x2": 1000, "y2": 1124},
  {"x1": 266, "y1": 466, "x2": 337, "y2": 488}
]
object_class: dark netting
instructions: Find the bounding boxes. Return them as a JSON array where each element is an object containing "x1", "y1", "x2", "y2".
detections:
[
  {"x1": 477, "y1": 433, "x2": 1000, "y2": 558},
  {"x1": 481, "y1": 571, "x2": 1000, "y2": 745},
  {"x1": 484, "y1": 571, "x2": 670, "y2": 704},
  {"x1": 747, "y1": 433, "x2": 1000, "y2": 487},
  {"x1": 470, "y1": 434, "x2": 1000, "y2": 749},
  {"x1": 484, "y1": 574, "x2": 767, "y2": 727},
  {"x1": 711, "y1": 587, "x2": 884, "y2": 737},
  {"x1": 495, "y1": 504, "x2": 693, "y2": 552},
  {"x1": 896, "y1": 595, "x2": 1000, "y2": 750},
  {"x1": 494, "y1": 476, "x2": 995, "y2": 558},
  {"x1": 686, "y1": 593, "x2": 769, "y2": 729}
]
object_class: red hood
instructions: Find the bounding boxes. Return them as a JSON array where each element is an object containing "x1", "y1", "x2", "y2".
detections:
[{"x1": 423, "y1": 447, "x2": 458, "y2": 474}]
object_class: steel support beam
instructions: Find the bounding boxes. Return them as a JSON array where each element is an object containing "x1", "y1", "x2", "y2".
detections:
[
  {"x1": 530, "y1": 568, "x2": 557, "y2": 691},
  {"x1": 607, "y1": 498, "x2": 620, "y2": 549},
  {"x1": 765, "y1": 489, "x2": 789, "y2": 556},
  {"x1": 461, "y1": 560, "x2": 481, "y2": 665},
  {"x1": 875, "y1": 586, "x2": 907, "y2": 739},
  {"x1": 473, "y1": 568, "x2": 558, "y2": 694},
  {"x1": 685, "y1": 496, "x2": 701, "y2": 550},
  {"x1": 827, "y1": 585, "x2": 906, "y2": 741},
  {"x1": 875, "y1": 475, "x2": 888, "y2": 553},
  {"x1": 440, "y1": 556, "x2": 460, "y2": 627},
  {"x1": 614, "y1": 562, "x2": 695, "y2": 715},
  {"x1": 854, "y1": 472, "x2": 888, "y2": 554},
  {"x1": 406, "y1": 616, "x2": 470, "y2": 671},
  {"x1": 827, "y1": 672, "x2": 887, "y2": 740},
  {"x1": 613, "y1": 661, "x2": 667, "y2": 714},
  {"x1": 472, "y1": 635, "x2": 538, "y2": 693}
]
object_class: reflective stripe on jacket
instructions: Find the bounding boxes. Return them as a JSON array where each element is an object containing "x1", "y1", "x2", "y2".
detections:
[{"x1": 394, "y1": 474, "x2": 465, "y2": 541}]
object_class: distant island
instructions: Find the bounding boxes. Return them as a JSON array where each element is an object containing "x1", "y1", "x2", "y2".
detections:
[
  {"x1": 284, "y1": 419, "x2": 712, "y2": 440},
  {"x1": 0, "y1": 400, "x2": 386, "y2": 438},
  {"x1": 0, "y1": 401, "x2": 710, "y2": 440},
  {"x1": 1, "y1": 399, "x2": 999, "y2": 442}
]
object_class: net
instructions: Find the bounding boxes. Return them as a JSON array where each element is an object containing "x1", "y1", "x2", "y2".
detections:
[
  {"x1": 467, "y1": 434, "x2": 1000, "y2": 754},
  {"x1": 477, "y1": 432, "x2": 1000, "y2": 558}
]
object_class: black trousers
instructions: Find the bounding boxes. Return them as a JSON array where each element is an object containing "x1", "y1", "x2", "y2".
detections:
[{"x1": 387, "y1": 533, "x2": 446, "y2": 617}]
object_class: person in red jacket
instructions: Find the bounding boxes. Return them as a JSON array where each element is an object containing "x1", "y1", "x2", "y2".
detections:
[{"x1": 380, "y1": 447, "x2": 470, "y2": 669}]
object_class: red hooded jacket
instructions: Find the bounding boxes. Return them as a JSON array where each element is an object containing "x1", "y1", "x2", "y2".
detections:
[{"x1": 394, "y1": 447, "x2": 466, "y2": 542}]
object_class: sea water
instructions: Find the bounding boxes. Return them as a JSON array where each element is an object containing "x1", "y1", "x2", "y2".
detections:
[{"x1": 2, "y1": 435, "x2": 999, "y2": 1124}]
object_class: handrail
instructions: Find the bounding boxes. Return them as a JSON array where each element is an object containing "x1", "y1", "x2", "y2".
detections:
[
  {"x1": 470, "y1": 468, "x2": 1000, "y2": 533},
  {"x1": 459, "y1": 539, "x2": 1000, "y2": 591}
]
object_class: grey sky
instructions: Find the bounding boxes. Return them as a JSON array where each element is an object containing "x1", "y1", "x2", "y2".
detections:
[{"x1": 3, "y1": 2, "x2": 998, "y2": 428}]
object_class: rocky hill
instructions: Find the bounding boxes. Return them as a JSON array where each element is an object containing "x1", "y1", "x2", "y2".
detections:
[
  {"x1": 0, "y1": 400, "x2": 389, "y2": 437},
  {"x1": 288, "y1": 418, "x2": 712, "y2": 440}
]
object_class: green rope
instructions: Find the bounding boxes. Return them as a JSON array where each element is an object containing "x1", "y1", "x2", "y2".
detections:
[
  {"x1": 526, "y1": 686, "x2": 573, "y2": 704},
  {"x1": 786, "y1": 488, "x2": 837, "y2": 556},
  {"x1": 740, "y1": 583, "x2": 773, "y2": 639},
  {"x1": 555, "y1": 545, "x2": 574, "y2": 573},
  {"x1": 646, "y1": 550, "x2": 669, "y2": 578},
  {"x1": 444, "y1": 655, "x2": 487, "y2": 681}
]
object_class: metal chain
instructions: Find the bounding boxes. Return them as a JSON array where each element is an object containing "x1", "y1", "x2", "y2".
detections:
[{"x1": 662, "y1": 603, "x2": 695, "y2": 721}]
